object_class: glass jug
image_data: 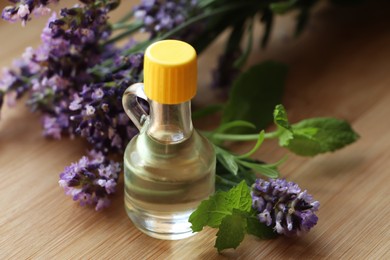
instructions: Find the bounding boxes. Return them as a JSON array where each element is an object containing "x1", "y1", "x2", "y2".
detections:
[{"x1": 122, "y1": 40, "x2": 216, "y2": 240}]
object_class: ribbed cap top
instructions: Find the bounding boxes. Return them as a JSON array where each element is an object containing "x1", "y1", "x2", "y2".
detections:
[{"x1": 144, "y1": 40, "x2": 197, "y2": 104}]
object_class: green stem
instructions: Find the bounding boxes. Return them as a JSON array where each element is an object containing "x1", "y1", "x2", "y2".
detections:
[
  {"x1": 198, "y1": 0, "x2": 215, "y2": 9},
  {"x1": 106, "y1": 21, "x2": 143, "y2": 45},
  {"x1": 216, "y1": 175, "x2": 239, "y2": 188},
  {"x1": 206, "y1": 130, "x2": 280, "y2": 142},
  {"x1": 117, "y1": 10, "x2": 134, "y2": 24},
  {"x1": 112, "y1": 22, "x2": 138, "y2": 30}
]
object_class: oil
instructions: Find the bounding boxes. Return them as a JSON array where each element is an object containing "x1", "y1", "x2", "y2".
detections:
[{"x1": 124, "y1": 128, "x2": 215, "y2": 240}]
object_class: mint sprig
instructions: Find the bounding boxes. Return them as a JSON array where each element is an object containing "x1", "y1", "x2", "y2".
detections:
[
  {"x1": 204, "y1": 105, "x2": 359, "y2": 158},
  {"x1": 189, "y1": 181, "x2": 276, "y2": 252},
  {"x1": 273, "y1": 104, "x2": 360, "y2": 156}
]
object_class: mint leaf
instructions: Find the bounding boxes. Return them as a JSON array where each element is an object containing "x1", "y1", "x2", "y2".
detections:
[
  {"x1": 273, "y1": 104, "x2": 292, "y2": 131},
  {"x1": 189, "y1": 192, "x2": 229, "y2": 232},
  {"x1": 227, "y1": 181, "x2": 252, "y2": 210},
  {"x1": 273, "y1": 105, "x2": 359, "y2": 156},
  {"x1": 189, "y1": 181, "x2": 251, "y2": 232},
  {"x1": 192, "y1": 182, "x2": 281, "y2": 252},
  {"x1": 246, "y1": 213, "x2": 277, "y2": 239},
  {"x1": 215, "y1": 210, "x2": 247, "y2": 252},
  {"x1": 222, "y1": 61, "x2": 288, "y2": 132},
  {"x1": 290, "y1": 118, "x2": 359, "y2": 155}
]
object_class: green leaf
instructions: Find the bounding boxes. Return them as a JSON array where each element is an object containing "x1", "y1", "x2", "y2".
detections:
[
  {"x1": 189, "y1": 192, "x2": 229, "y2": 232},
  {"x1": 246, "y1": 213, "x2": 277, "y2": 239},
  {"x1": 259, "y1": 155, "x2": 288, "y2": 169},
  {"x1": 215, "y1": 147, "x2": 239, "y2": 175},
  {"x1": 189, "y1": 181, "x2": 251, "y2": 232},
  {"x1": 215, "y1": 162, "x2": 257, "y2": 192},
  {"x1": 237, "y1": 160, "x2": 279, "y2": 178},
  {"x1": 215, "y1": 210, "x2": 247, "y2": 252},
  {"x1": 289, "y1": 117, "x2": 360, "y2": 155},
  {"x1": 273, "y1": 104, "x2": 292, "y2": 131},
  {"x1": 270, "y1": 0, "x2": 298, "y2": 14},
  {"x1": 273, "y1": 105, "x2": 359, "y2": 156},
  {"x1": 237, "y1": 130, "x2": 265, "y2": 159},
  {"x1": 226, "y1": 181, "x2": 253, "y2": 211},
  {"x1": 222, "y1": 61, "x2": 288, "y2": 132}
]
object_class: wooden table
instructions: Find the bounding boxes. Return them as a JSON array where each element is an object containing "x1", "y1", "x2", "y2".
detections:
[{"x1": 1, "y1": 1, "x2": 389, "y2": 259}]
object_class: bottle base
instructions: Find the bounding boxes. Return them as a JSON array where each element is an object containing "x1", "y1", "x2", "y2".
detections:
[{"x1": 125, "y1": 207, "x2": 197, "y2": 240}]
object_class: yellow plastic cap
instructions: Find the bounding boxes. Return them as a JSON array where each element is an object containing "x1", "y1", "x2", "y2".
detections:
[{"x1": 144, "y1": 40, "x2": 197, "y2": 104}]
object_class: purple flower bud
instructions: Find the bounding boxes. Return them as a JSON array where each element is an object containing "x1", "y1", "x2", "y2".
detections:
[
  {"x1": 1, "y1": 1, "x2": 55, "y2": 25},
  {"x1": 59, "y1": 150, "x2": 120, "y2": 210},
  {"x1": 252, "y1": 178, "x2": 320, "y2": 236},
  {"x1": 133, "y1": 0, "x2": 199, "y2": 37}
]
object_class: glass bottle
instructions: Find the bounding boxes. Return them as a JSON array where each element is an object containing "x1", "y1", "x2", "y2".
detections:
[{"x1": 122, "y1": 40, "x2": 216, "y2": 240}]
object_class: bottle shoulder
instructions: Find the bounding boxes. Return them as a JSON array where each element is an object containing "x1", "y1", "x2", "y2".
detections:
[
  {"x1": 127, "y1": 129, "x2": 214, "y2": 156},
  {"x1": 124, "y1": 129, "x2": 215, "y2": 175}
]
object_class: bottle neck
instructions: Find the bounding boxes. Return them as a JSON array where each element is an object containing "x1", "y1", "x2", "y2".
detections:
[{"x1": 147, "y1": 100, "x2": 193, "y2": 143}]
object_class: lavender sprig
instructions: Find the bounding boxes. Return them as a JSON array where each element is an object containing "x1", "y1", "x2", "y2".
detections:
[
  {"x1": 251, "y1": 178, "x2": 320, "y2": 236},
  {"x1": 134, "y1": 0, "x2": 198, "y2": 37},
  {"x1": 59, "y1": 150, "x2": 120, "y2": 210},
  {"x1": 2, "y1": 0, "x2": 55, "y2": 26},
  {"x1": 0, "y1": 1, "x2": 145, "y2": 210}
]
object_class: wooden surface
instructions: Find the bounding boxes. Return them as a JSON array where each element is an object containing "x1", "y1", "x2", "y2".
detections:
[{"x1": 1, "y1": 1, "x2": 390, "y2": 259}]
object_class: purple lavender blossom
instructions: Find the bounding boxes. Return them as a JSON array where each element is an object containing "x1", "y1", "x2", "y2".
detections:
[
  {"x1": 251, "y1": 178, "x2": 320, "y2": 236},
  {"x1": 15, "y1": 4, "x2": 144, "y2": 153},
  {"x1": 134, "y1": 0, "x2": 198, "y2": 37},
  {"x1": 2, "y1": 0, "x2": 56, "y2": 26},
  {"x1": 0, "y1": 1, "x2": 144, "y2": 210},
  {"x1": 59, "y1": 150, "x2": 120, "y2": 210},
  {"x1": 0, "y1": 53, "x2": 40, "y2": 107}
]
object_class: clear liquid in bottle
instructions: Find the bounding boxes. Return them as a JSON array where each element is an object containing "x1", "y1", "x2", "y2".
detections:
[{"x1": 124, "y1": 129, "x2": 215, "y2": 240}]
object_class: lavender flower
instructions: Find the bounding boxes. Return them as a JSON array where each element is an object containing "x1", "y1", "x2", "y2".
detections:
[
  {"x1": 251, "y1": 178, "x2": 320, "y2": 236},
  {"x1": 0, "y1": 1, "x2": 144, "y2": 209},
  {"x1": 17, "y1": 5, "x2": 143, "y2": 153},
  {"x1": 59, "y1": 150, "x2": 120, "y2": 210},
  {"x1": 134, "y1": 0, "x2": 198, "y2": 37},
  {"x1": 2, "y1": 0, "x2": 55, "y2": 26},
  {"x1": 0, "y1": 55, "x2": 40, "y2": 107}
]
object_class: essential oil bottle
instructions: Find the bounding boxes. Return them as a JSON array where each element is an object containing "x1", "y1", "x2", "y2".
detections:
[{"x1": 122, "y1": 40, "x2": 216, "y2": 240}]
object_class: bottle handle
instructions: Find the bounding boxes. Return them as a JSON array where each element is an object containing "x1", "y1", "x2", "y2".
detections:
[{"x1": 122, "y1": 83, "x2": 149, "y2": 131}]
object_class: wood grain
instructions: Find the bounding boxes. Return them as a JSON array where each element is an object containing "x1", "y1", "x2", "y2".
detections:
[{"x1": 1, "y1": 1, "x2": 390, "y2": 259}]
